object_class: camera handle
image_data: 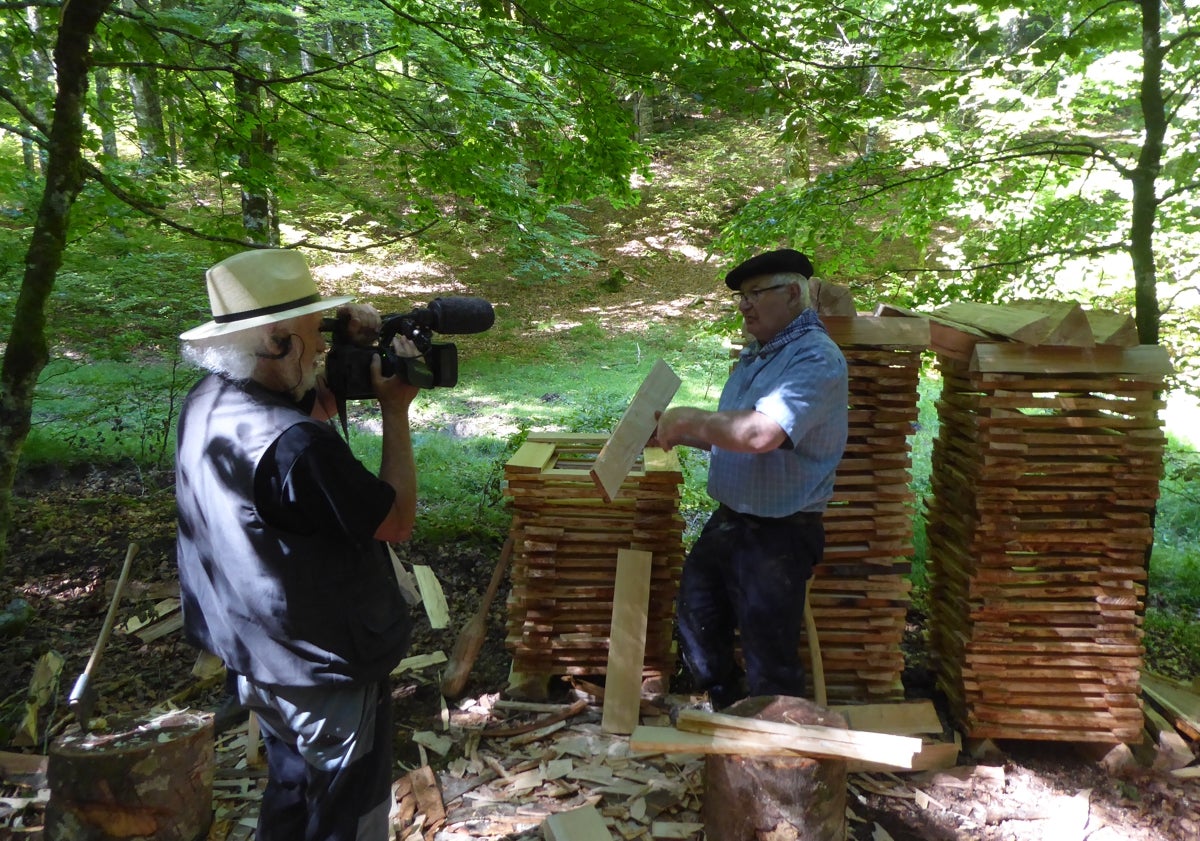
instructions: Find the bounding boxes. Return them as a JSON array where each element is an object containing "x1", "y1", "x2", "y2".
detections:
[{"x1": 331, "y1": 351, "x2": 436, "y2": 440}]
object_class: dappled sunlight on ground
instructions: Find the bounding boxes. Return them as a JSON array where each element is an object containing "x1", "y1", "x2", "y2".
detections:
[
  {"x1": 574, "y1": 293, "x2": 724, "y2": 331},
  {"x1": 315, "y1": 258, "x2": 470, "y2": 300},
  {"x1": 615, "y1": 233, "x2": 709, "y2": 264}
]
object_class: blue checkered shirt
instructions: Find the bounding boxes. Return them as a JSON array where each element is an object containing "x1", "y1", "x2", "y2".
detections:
[{"x1": 707, "y1": 309, "x2": 849, "y2": 517}]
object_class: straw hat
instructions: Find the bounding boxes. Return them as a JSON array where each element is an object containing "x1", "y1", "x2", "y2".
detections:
[{"x1": 180, "y1": 249, "x2": 352, "y2": 341}]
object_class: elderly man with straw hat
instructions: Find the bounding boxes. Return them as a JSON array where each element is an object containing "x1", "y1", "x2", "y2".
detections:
[{"x1": 176, "y1": 248, "x2": 420, "y2": 841}]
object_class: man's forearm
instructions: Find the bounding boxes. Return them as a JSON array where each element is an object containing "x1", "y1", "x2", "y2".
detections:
[
  {"x1": 665, "y1": 407, "x2": 785, "y2": 453},
  {"x1": 376, "y1": 407, "x2": 417, "y2": 541}
]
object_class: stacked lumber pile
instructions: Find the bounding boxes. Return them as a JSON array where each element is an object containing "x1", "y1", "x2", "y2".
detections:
[
  {"x1": 813, "y1": 309, "x2": 929, "y2": 702},
  {"x1": 922, "y1": 299, "x2": 1173, "y2": 743},
  {"x1": 503, "y1": 433, "x2": 685, "y2": 693}
]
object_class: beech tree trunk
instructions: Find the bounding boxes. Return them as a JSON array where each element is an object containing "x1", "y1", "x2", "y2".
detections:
[
  {"x1": 93, "y1": 65, "x2": 121, "y2": 160},
  {"x1": 1131, "y1": 0, "x2": 1165, "y2": 346},
  {"x1": 233, "y1": 37, "x2": 278, "y2": 245},
  {"x1": 0, "y1": 0, "x2": 116, "y2": 569},
  {"x1": 121, "y1": 0, "x2": 168, "y2": 162}
]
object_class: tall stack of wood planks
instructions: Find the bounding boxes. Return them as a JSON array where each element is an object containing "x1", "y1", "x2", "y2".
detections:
[
  {"x1": 808, "y1": 313, "x2": 929, "y2": 702},
  {"x1": 923, "y1": 300, "x2": 1173, "y2": 743},
  {"x1": 502, "y1": 433, "x2": 685, "y2": 692}
]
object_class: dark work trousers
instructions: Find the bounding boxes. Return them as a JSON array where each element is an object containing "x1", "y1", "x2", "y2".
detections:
[
  {"x1": 237, "y1": 677, "x2": 394, "y2": 841},
  {"x1": 676, "y1": 504, "x2": 824, "y2": 708}
]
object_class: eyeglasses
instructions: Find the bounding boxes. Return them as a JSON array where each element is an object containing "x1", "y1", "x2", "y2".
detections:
[{"x1": 730, "y1": 284, "x2": 790, "y2": 306}]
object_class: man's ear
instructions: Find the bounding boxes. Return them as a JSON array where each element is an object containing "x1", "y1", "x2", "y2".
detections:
[
  {"x1": 257, "y1": 332, "x2": 293, "y2": 360},
  {"x1": 787, "y1": 281, "x2": 805, "y2": 309}
]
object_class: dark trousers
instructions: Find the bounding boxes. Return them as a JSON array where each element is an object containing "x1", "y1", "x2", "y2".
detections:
[
  {"x1": 676, "y1": 504, "x2": 823, "y2": 708},
  {"x1": 239, "y1": 678, "x2": 394, "y2": 841}
]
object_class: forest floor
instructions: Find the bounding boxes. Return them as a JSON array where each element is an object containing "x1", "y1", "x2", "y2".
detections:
[{"x1": 1, "y1": 467, "x2": 1198, "y2": 840}]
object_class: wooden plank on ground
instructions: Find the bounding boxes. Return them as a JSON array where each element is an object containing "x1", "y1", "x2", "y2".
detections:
[
  {"x1": 1144, "y1": 705, "x2": 1194, "y2": 771},
  {"x1": 544, "y1": 803, "x2": 613, "y2": 840},
  {"x1": 1142, "y1": 672, "x2": 1200, "y2": 740},
  {"x1": 630, "y1": 724, "x2": 800, "y2": 757},
  {"x1": 134, "y1": 606, "x2": 184, "y2": 643},
  {"x1": 630, "y1": 724, "x2": 939, "y2": 771},
  {"x1": 590, "y1": 359, "x2": 680, "y2": 503},
  {"x1": 386, "y1": 544, "x2": 422, "y2": 606},
  {"x1": 409, "y1": 765, "x2": 446, "y2": 830},
  {"x1": 601, "y1": 549, "x2": 653, "y2": 735},
  {"x1": 191, "y1": 650, "x2": 225, "y2": 679},
  {"x1": 675, "y1": 710, "x2": 922, "y2": 767},
  {"x1": 0, "y1": 750, "x2": 48, "y2": 783},
  {"x1": 413, "y1": 564, "x2": 450, "y2": 629}
]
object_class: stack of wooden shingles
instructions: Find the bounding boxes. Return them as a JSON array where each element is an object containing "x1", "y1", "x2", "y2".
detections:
[
  {"x1": 502, "y1": 432, "x2": 685, "y2": 695},
  {"x1": 811, "y1": 301, "x2": 929, "y2": 703},
  {"x1": 922, "y1": 300, "x2": 1173, "y2": 743}
]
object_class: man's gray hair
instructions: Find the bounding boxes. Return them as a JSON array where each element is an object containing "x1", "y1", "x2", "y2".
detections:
[
  {"x1": 771, "y1": 272, "x2": 812, "y2": 310},
  {"x1": 181, "y1": 318, "x2": 299, "y2": 381}
]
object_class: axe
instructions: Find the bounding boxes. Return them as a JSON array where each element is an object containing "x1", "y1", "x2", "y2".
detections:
[
  {"x1": 68, "y1": 542, "x2": 139, "y2": 731},
  {"x1": 440, "y1": 537, "x2": 513, "y2": 699}
]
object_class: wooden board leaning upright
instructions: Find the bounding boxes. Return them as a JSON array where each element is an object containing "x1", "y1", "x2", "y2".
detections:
[
  {"x1": 590, "y1": 359, "x2": 681, "y2": 502},
  {"x1": 601, "y1": 548, "x2": 654, "y2": 735}
]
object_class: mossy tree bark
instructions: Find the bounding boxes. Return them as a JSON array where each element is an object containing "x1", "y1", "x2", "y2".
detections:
[{"x1": 0, "y1": 0, "x2": 115, "y2": 569}]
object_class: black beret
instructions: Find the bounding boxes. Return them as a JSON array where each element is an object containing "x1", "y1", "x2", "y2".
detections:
[{"x1": 724, "y1": 248, "x2": 814, "y2": 289}]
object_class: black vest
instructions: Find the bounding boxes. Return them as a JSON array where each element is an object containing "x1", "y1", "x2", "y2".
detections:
[{"x1": 175, "y1": 374, "x2": 411, "y2": 687}]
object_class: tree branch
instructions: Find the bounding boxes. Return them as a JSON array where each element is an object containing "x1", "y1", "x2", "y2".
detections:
[
  {"x1": 0, "y1": 82, "x2": 49, "y2": 139},
  {"x1": 81, "y1": 161, "x2": 437, "y2": 253},
  {"x1": 0, "y1": 120, "x2": 42, "y2": 146},
  {"x1": 890, "y1": 239, "x2": 1127, "y2": 276},
  {"x1": 828, "y1": 140, "x2": 1109, "y2": 208}
]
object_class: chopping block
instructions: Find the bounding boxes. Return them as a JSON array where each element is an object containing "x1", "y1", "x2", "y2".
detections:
[
  {"x1": 703, "y1": 695, "x2": 847, "y2": 841},
  {"x1": 45, "y1": 710, "x2": 214, "y2": 841}
]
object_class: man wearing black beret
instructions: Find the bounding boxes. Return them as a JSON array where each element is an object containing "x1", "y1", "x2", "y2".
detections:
[{"x1": 652, "y1": 248, "x2": 848, "y2": 709}]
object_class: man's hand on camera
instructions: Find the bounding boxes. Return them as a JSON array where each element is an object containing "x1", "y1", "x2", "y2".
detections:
[
  {"x1": 371, "y1": 335, "x2": 421, "y2": 407},
  {"x1": 337, "y1": 303, "x2": 382, "y2": 346}
]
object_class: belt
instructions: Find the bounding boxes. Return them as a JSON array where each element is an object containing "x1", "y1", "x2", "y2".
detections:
[{"x1": 718, "y1": 504, "x2": 823, "y2": 525}]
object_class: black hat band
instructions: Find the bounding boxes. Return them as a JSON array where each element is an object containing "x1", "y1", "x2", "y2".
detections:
[{"x1": 213, "y1": 293, "x2": 323, "y2": 324}]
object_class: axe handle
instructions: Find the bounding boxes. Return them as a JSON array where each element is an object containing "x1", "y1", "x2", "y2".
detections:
[
  {"x1": 440, "y1": 537, "x2": 513, "y2": 699},
  {"x1": 69, "y1": 542, "x2": 139, "y2": 721}
]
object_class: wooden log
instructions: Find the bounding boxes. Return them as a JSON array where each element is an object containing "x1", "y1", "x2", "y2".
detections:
[
  {"x1": 45, "y1": 711, "x2": 214, "y2": 841},
  {"x1": 702, "y1": 696, "x2": 847, "y2": 841}
]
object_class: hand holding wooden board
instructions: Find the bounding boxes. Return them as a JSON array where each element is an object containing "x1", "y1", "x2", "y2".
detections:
[{"x1": 589, "y1": 359, "x2": 681, "y2": 502}]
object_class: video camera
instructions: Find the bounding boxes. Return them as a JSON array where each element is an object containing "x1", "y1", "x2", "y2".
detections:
[{"x1": 321, "y1": 296, "x2": 495, "y2": 400}]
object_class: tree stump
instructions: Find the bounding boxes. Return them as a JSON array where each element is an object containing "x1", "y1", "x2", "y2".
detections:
[
  {"x1": 703, "y1": 696, "x2": 846, "y2": 841},
  {"x1": 45, "y1": 711, "x2": 214, "y2": 841}
]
